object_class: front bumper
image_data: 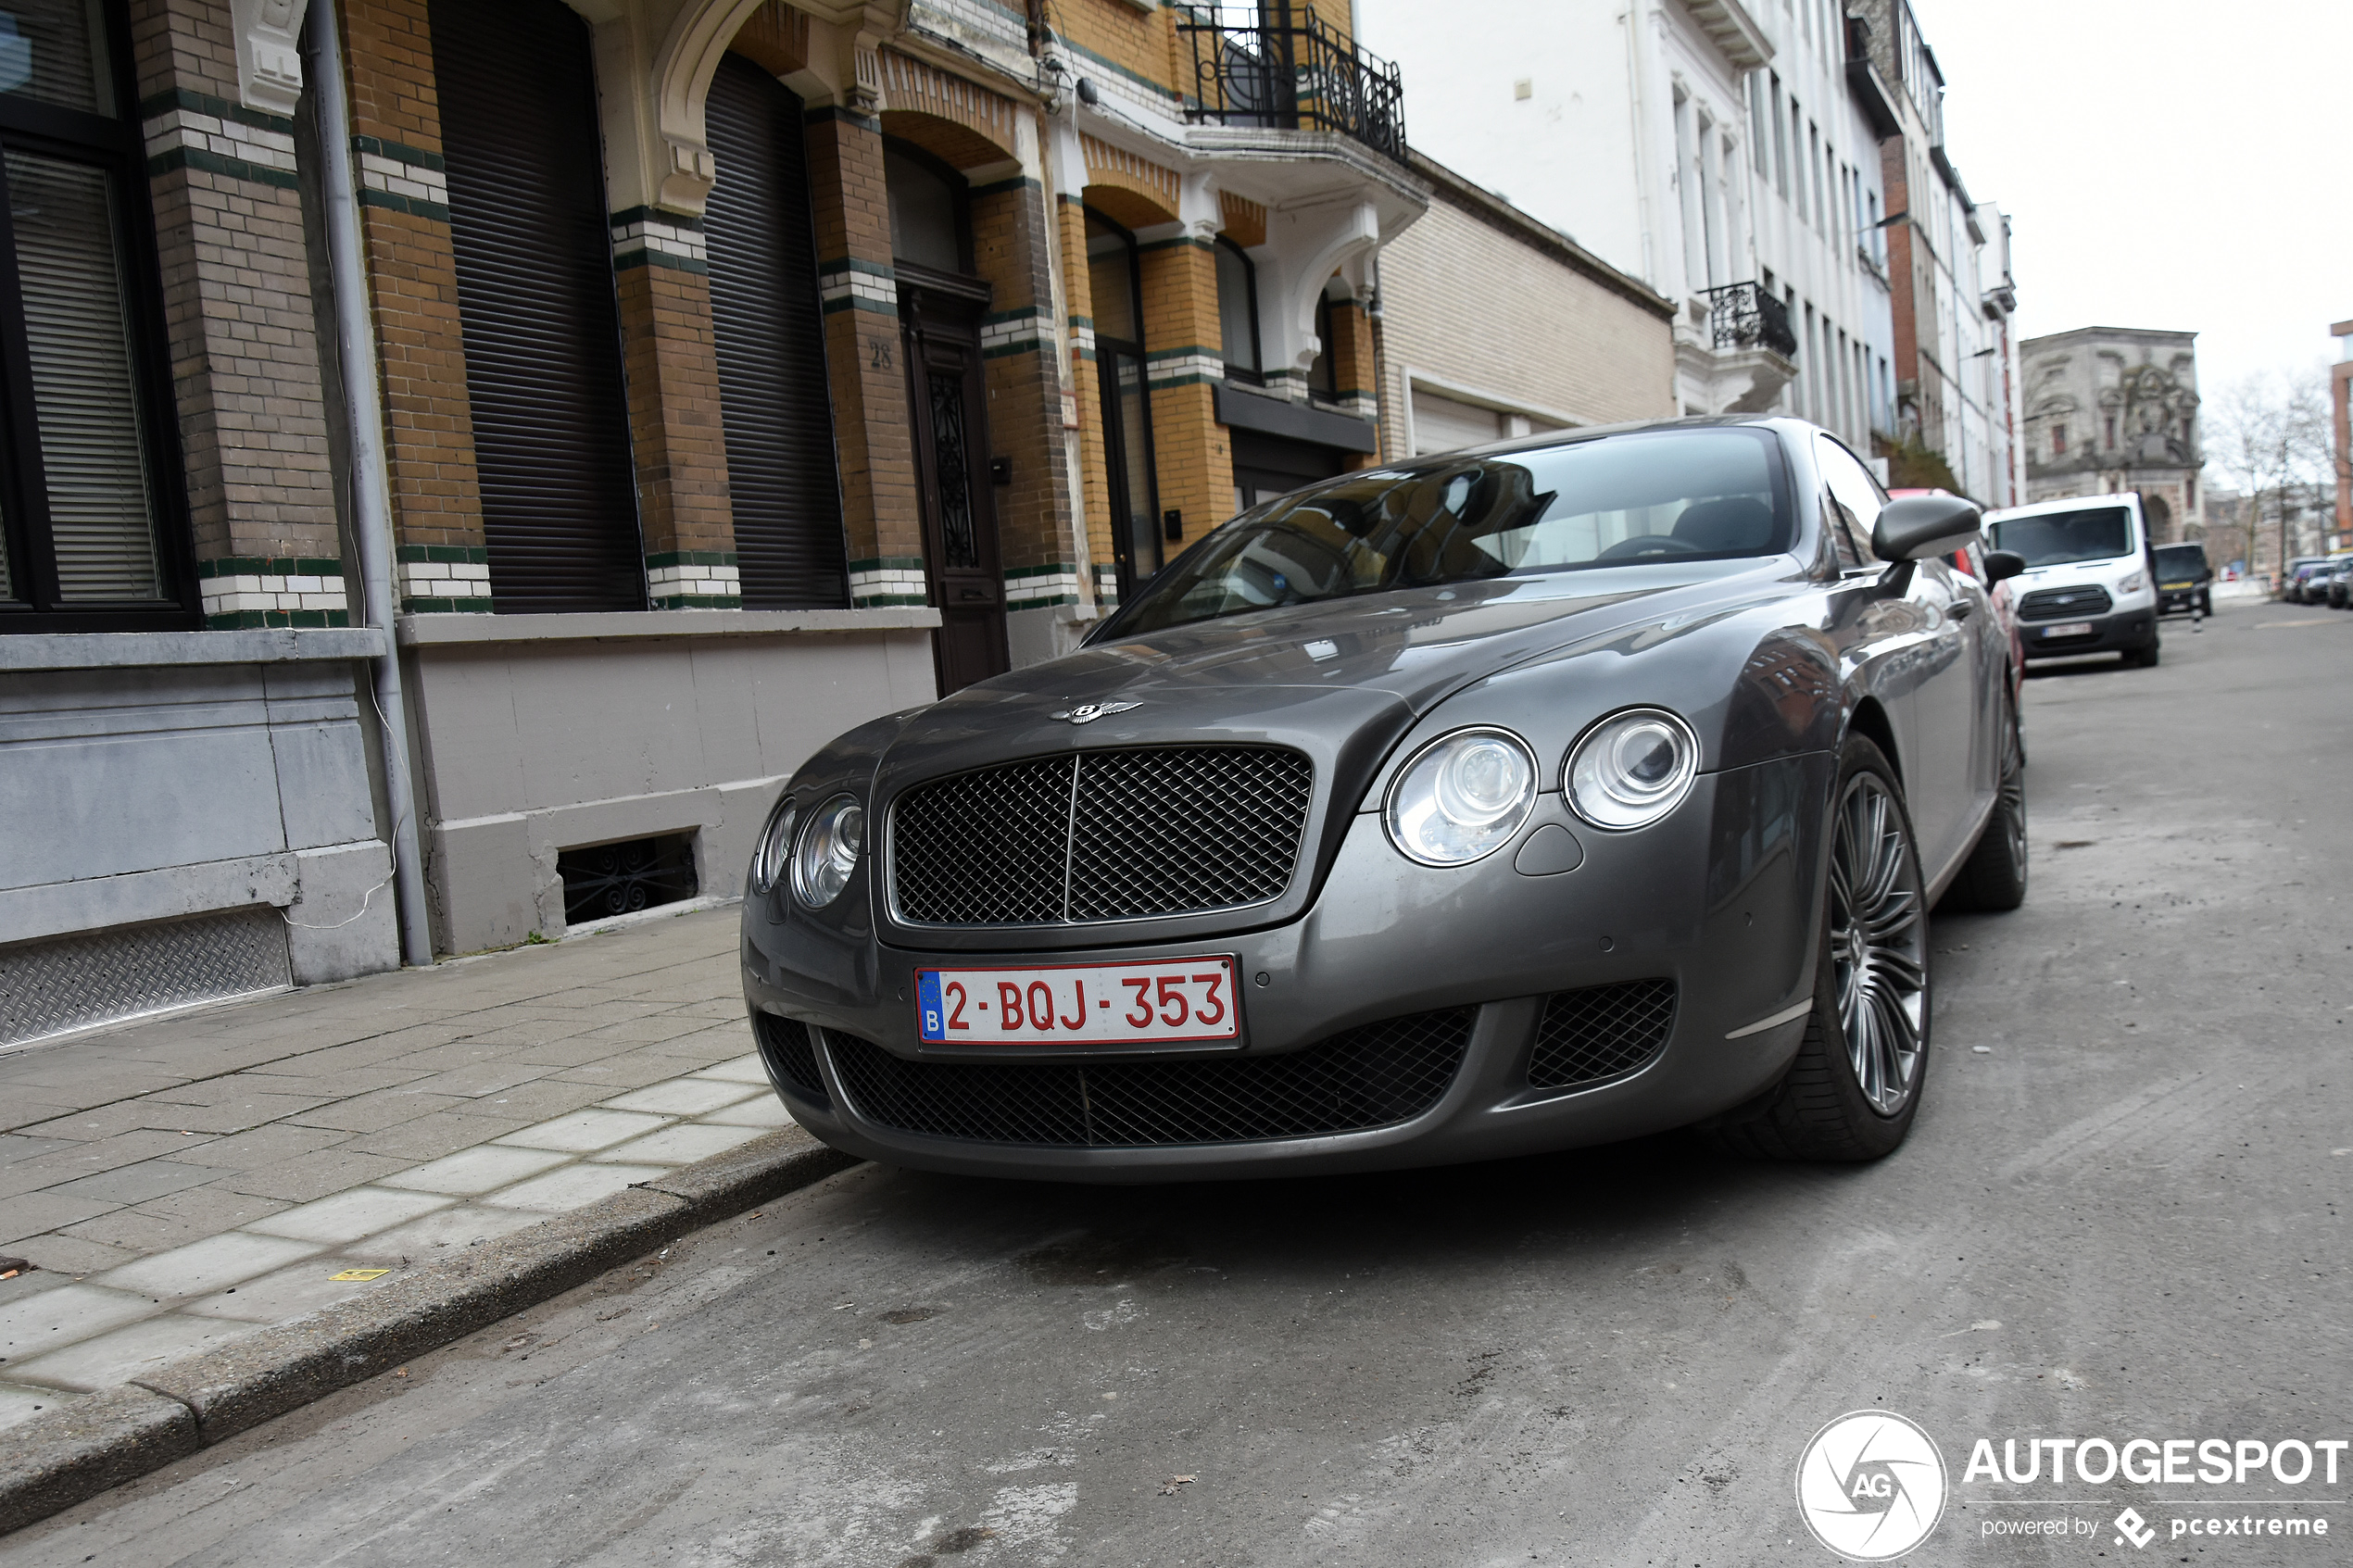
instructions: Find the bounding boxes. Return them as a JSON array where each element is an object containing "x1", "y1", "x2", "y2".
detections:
[
  {"x1": 2156, "y1": 585, "x2": 2207, "y2": 614},
  {"x1": 740, "y1": 754, "x2": 1832, "y2": 1181},
  {"x1": 2020, "y1": 605, "x2": 2157, "y2": 659}
]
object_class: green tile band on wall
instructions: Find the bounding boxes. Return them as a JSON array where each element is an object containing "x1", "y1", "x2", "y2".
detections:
[
  {"x1": 198, "y1": 557, "x2": 345, "y2": 577},
  {"x1": 205, "y1": 608, "x2": 354, "y2": 630},
  {"x1": 395, "y1": 545, "x2": 490, "y2": 564}
]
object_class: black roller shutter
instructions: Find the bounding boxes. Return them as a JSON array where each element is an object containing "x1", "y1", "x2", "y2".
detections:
[
  {"x1": 703, "y1": 54, "x2": 848, "y2": 608},
  {"x1": 430, "y1": 0, "x2": 642, "y2": 613}
]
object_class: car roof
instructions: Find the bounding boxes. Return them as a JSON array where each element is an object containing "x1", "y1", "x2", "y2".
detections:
[{"x1": 1983, "y1": 493, "x2": 2143, "y2": 522}]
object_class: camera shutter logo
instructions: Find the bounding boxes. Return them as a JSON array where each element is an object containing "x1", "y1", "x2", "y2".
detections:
[{"x1": 1794, "y1": 1411, "x2": 1947, "y2": 1560}]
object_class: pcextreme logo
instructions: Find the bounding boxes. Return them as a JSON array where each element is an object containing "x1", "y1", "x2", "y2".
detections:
[{"x1": 1795, "y1": 1411, "x2": 1949, "y2": 1561}]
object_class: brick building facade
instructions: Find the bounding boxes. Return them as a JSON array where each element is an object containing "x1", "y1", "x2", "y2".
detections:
[{"x1": 0, "y1": 0, "x2": 1445, "y2": 1046}]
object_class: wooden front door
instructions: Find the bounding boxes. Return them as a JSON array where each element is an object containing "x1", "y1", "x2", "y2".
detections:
[{"x1": 900, "y1": 271, "x2": 1008, "y2": 693}]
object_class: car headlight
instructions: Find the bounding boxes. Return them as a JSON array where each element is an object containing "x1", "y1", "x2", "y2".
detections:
[
  {"x1": 748, "y1": 796, "x2": 796, "y2": 896},
  {"x1": 1565, "y1": 708, "x2": 1699, "y2": 831},
  {"x1": 792, "y1": 794, "x2": 864, "y2": 908},
  {"x1": 2118, "y1": 570, "x2": 2147, "y2": 595},
  {"x1": 1385, "y1": 727, "x2": 1538, "y2": 866}
]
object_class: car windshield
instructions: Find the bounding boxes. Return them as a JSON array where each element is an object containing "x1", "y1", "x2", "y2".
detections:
[
  {"x1": 2153, "y1": 546, "x2": 2207, "y2": 579},
  {"x1": 1105, "y1": 426, "x2": 1792, "y2": 636},
  {"x1": 1990, "y1": 507, "x2": 2134, "y2": 566}
]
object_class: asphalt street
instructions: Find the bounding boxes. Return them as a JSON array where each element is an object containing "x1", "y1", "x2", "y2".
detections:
[{"x1": 6, "y1": 596, "x2": 2348, "y2": 1568}]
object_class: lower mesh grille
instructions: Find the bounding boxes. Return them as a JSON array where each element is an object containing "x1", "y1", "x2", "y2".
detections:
[
  {"x1": 753, "y1": 1013, "x2": 827, "y2": 1106},
  {"x1": 824, "y1": 1007, "x2": 1475, "y2": 1147},
  {"x1": 1527, "y1": 980, "x2": 1676, "y2": 1090}
]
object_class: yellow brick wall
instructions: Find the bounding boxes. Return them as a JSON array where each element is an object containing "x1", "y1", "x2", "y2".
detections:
[{"x1": 1139, "y1": 237, "x2": 1230, "y2": 546}]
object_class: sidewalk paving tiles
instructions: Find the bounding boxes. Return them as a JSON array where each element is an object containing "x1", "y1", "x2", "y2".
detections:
[{"x1": 0, "y1": 906, "x2": 784, "y2": 1434}]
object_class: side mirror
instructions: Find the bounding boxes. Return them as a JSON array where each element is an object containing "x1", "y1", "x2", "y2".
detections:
[
  {"x1": 1981, "y1": 548, "x2": 2026, "y2": 583},
  {"x1": 1871, "y1": 494, "x2": 1983, "y2": 562}
]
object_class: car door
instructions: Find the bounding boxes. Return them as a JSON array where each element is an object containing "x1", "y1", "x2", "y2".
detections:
[{"x1": 1814, "y1": 438, "x2": 1984, "y2": 879}]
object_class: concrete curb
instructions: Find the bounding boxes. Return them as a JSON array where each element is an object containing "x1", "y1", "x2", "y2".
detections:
[{"x1": 0, "y1": 1128, "x2": 855, "y2": 1536}]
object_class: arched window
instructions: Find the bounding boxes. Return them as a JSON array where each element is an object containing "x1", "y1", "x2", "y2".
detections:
[
  {"x1": 432, "y1": 0, "x2": 641, "y2": 611},
  {"x1": 704, "y1": 52, "x2": 845, "y2": 608},
  {"x1": 884, "y1": 141, "x2": 966, "y2": 275},
  {"x1": 1215, "y1": 237, "x2": 1259, "y2": 383}
]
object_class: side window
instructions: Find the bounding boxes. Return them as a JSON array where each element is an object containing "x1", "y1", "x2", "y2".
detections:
[{"x1": 1815, "y1": 435, "x2": 1885, "y2": 567}]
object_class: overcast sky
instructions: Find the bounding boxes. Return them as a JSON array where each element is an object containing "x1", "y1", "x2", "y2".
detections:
[{"x1": 1917, "y1": 0, "x2": 2352, "y2": 395}]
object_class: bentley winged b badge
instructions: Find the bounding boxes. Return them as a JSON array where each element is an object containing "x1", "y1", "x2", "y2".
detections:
[{"x1": 1050, "y1": 701, "x2": 1140, "y2": 725}]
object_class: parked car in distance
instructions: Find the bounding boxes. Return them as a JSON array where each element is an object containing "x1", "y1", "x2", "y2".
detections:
[
  {"x1": 2284, "y1": 558, "x2": 2329, "y2": 604},
  {"x1": 2326, "y1": 558, "x2": 2353, "y2": 610},
  {"x1": 2152, "y1": 542, "x2": 2213, "y2": 617},
  {"x1": 741, "y1": 418, "x2": 2030, "y2": 1182},
  {"x1": 1982, "y1": 493, "x2": 2162, "y2": 667}
]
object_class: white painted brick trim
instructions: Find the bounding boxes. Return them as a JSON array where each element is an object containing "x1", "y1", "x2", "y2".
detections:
[
  {"x1": 201, "y1": 574, "x2": 350, "y2": 620},
  {"x1": 820, "y1": 272, "x2": 899, "y2": 308},
  {"x1": 1005, "y1": 568, "x2": 1083, "y2": 608},
  {"x1": 1147, "y1": 353, "x2": 1225, "y2": 385},
  {"x1": 396, "y1": 558, "x2": 492, "y2": 602},
  {"x1": 611, "y1": 216, "x2": 708, "y2": 264},
  {"x1": 647, "y1": 562, "x2": 741, "y2": 599},
  {"x1": 144, "y1": 109, "x2": 298, "y2": 172}
]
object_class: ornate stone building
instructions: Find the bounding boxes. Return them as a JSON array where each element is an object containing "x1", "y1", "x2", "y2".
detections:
[{"x1": 2019, "y1": 326, "x2": 2203, "y2": 544}]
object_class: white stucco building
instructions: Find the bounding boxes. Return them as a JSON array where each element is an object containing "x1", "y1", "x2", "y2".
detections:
[{"x1": 1355, "y1": 0, "x2": 1894, "y2": 454}]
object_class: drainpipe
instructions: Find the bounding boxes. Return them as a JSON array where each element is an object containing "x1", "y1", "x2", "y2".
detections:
[{"x1": 312, "y1": 0, "x2": 434, "y2": 967}]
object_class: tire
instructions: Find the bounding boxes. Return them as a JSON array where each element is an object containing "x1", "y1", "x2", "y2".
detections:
[
  {"x1": 2131, "y1": 640, "x2": 2160, "y2": 668},
  {"x1": 1941, "y1": 701, "x2": 2027, "y2": 912},
  {"x1": 1700, "y1": 734, "x2": 1930, "y2": 1162}
]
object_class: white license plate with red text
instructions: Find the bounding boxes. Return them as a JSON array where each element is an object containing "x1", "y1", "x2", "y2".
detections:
[
  {"x1": 2042, "y1": 621, "x2": 2095, "y2": 638},
  {"x1": 915, "y1": 957, "x2": 1240, "y2": 1046}
]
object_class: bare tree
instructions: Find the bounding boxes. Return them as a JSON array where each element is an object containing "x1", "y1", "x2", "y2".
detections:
[{"x1": 2208, "y1": 370, "x2": 2334, "y2": 589}]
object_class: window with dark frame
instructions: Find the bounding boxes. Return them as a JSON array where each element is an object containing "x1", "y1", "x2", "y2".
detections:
[
  {"x1": 0, "y1": 0, "x2": 194, "y2": 631},
  {"x1": 1309, "y1": 287, "x2": 1338, "y2": 401},
  {"x1": 1085, "y1": 207, "x2": 1161, "y2": 596},
  {"x1": 1214, "y1": 236, "x2": 1260, "y2": 383}
]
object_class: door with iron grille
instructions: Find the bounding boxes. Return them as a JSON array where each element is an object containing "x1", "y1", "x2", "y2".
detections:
[{"x1": 899, "y1": 270, "x2": 1006, "y2": 693}]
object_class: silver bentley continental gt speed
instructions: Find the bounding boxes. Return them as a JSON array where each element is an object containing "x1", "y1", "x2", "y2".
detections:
[{"x1": 738, "y1": 418, "x2": 2030, "y2": 1180}]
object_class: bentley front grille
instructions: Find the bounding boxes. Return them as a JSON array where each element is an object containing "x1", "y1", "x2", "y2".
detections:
[
  {"x1": 823, "y1": 1007, "x2": 1474, "y2": 1147},
  {"x1": 1526, "y1": 979, "x2": 1677, "y2": 1090},
  {"x1": 2017, "y1": 584, "x2": 2113, "y2": 621},
  {"x1": 889, "y1": 746, "x2": 1315, "y2": 927}
]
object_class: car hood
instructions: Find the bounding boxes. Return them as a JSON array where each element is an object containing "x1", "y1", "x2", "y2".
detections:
[{"x1": 872, "y1": 558, "x2": 1800, "y2": 794}]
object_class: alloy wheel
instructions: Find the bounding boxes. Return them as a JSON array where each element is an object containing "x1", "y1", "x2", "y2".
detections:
[{"x1": 1828, "y1": 773, "x2": 1928, "y2": 1116}]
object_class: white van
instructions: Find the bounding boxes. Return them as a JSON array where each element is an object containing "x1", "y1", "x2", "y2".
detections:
[{"x1": 1980, "y1": 492, "x2": 2161, "y2": 668}]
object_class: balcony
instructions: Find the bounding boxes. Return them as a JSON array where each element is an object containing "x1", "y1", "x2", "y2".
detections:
[
  {"x1": 1700, "y1": 282, "x2": 1798, "y2": 359},
  {"x1": 1176, "y1": 4, "x2": 1407, "y2": 164}
]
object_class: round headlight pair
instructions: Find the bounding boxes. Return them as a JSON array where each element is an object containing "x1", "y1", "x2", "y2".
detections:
[
  {"x1": 748, "y1": 792, "x2": 865, "y2": 908},
  {"x1": 1383, "y1": 708, "x2": 1698, "y2": 866}
]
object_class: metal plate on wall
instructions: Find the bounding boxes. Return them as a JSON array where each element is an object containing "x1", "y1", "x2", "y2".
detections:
[{"x1": 0, "y1": 906, "x2": 292, "y2": 1049}]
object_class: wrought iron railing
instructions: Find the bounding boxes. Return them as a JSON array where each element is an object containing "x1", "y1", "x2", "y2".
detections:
[
  {"x1": 1175, "y1": 5, "x2": 1407, "y2": 163},
  {"x1": 1700, "y1": 282, "x2": 1799, "y2": 359}
]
